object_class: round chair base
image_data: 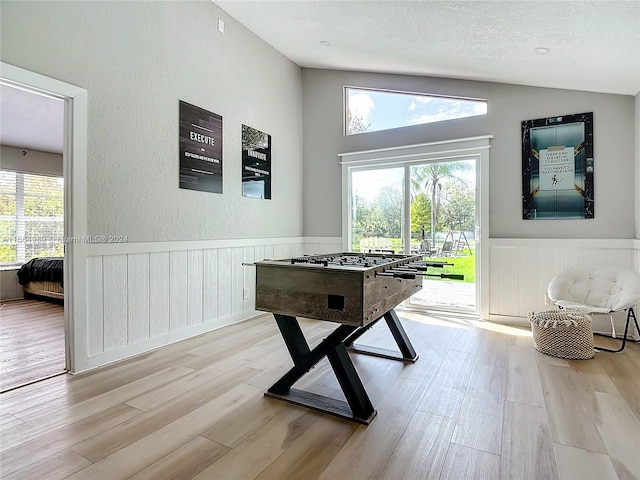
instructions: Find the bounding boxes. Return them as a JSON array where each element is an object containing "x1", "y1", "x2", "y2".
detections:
[{"x1": 528, "y1": 309, "x2": 595, "y2": 360}]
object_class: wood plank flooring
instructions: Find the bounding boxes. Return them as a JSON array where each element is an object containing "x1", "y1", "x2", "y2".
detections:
[
  {"x1": 0, "y1": 300, "x2": 65, "y2": 392},
  {"x1": 0, "y1": 310, "x2": 638, "y2": 479}
]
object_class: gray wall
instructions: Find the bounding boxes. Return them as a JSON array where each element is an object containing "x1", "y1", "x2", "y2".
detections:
[
  {"x1": 302, "y1": 69, "x2": 636, "y2": 239},
  {"x1": 1, "y1": 1, "x2": 303, "y2": 242}
]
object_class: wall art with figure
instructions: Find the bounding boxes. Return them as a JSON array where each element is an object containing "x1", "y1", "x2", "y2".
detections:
[{"x1": 522, "y1": 112, "x2": 593, "y2": 220}]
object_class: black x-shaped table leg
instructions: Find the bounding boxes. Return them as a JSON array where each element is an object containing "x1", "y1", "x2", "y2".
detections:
[{"x1": 265, "y1": 310, "x2": 418, "y2": 425}]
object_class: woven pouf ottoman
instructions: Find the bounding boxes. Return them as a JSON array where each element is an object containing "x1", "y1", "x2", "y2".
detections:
[{"x1": 528, "y1": 309, "x2": 595, "y2": 359}]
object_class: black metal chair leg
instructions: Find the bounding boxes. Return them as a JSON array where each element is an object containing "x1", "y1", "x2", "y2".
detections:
[{"x1": 595, "y1": 307, "x2": 640, "y2": 353}]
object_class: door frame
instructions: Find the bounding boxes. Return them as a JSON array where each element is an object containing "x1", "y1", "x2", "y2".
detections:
[
  {"x1": 339, "y1": 136, "x2": 492, "y2": 319},
  {"x1": 1, "y1": 62, "x2": 88, "y2": 372}
]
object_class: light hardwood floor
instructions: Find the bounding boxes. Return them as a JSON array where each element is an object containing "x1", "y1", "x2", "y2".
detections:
[
  {"x1": 0, "y1": 299, "x2": 66, "y2": 392},
  {"x1": 0, "y1": 310, "x2": 638, "y2": 479}
]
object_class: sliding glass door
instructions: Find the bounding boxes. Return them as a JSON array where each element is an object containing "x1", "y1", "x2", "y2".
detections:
[
  {"x1": 350, "y1": 167, "x2": 405, "y2": 253},
  {"x1": 406, "y1": 160, "x2": 476, "y2": 312},
  {"x1": 348, "y1": 159, "x2": 477, "y2": 314}
]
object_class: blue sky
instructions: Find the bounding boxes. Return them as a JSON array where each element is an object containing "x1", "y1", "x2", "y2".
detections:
[
  {"x1": 347, "y1": 88, "x2": 487, "y2": 134},
  {"x1": 348, "y1": 88, "x2": 480, "y2": 201}
]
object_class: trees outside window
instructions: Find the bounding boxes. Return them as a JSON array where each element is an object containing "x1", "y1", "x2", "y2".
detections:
[
  {"x1": 411, "y1": 161, "x2": 473, "y2": 246},
  {"x1": 441, "y1": 183, "x2": 475, "y2": 232},
  {"x1": 410, "y1": 193, "x2": 431, "y2": 236},
  {"x1": 0, "y1": 171, "x2": 64, "y2": 266},
  {"x1": 351, "y1": 161, "x2": 475, "y2": 254}
]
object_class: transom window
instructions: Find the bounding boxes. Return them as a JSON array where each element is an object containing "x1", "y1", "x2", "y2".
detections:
[
  {"x1": 0, "y1": 171, "x2": 64, "y2": 266},
  {"x1": 345, "y1": 86, "x2": 488, "y2": 136}
]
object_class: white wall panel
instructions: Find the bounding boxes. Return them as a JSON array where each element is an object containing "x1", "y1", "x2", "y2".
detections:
[
  {"x1": 149, "y1": 251, "x2": 170, "y2": 338},
  {"x1": 217, "y1": 247, "x2": 232, "y2": 317},
  {"x1": 489, "y1": 246, "x2": 501, "y2": 315},
  {"x1": 498, "y1": 247, "x2": 519, "y2": 317},
  {"x1": 169, "y1": 251, "x2": 188, "y2": 331},
  {"x1": 255, "y1": 245, "x2": 265, "y2": 263},
  {"x1": 231, "y1": 247, "x2": 244, "y2": 315},
  {"x1": 187, "y1": 250, "x2": 203, "y2": 327},
  {"x1": 606, "y1": 248, "x2": 633, "y2": 267},
  {"x1": 80, "y1": 237, "x2": 639, "y2": 372},
  {"x1": 243, "y1": 246, "x2": 256, "y2": 311},
  {"x1": 291, "y1": 243, "x2": 304, "y2": 257},
  {"x1": 102, "y1": 255, "x2": 128, "y2": 351},
  {"x1": 87, "y1": 256, "x2": 104, "y2": 356},
  {"x1": 203, "y1": 249, "x2": 218, "y2": 322},
  {"x1": 559, "y1": 247, "x2": 582, "y2": 271},
  {"x1": 127, "y1": 253, "x2": 149, "y2": 344},
  {"x1": 281, "y1": 243, "x2": 291, "y2": 260},
  {"x1": 272, "y1": 243, "x2": 284, "y2": 261},
  {"x1": 582, "y1": 248, "x2": 607, "y2": 266},
  {"x1": 538, "y1": 247, "x2": 560, "y2": 307},
  {"x1": 489, "y1": 239, "x2": 636, "y2": 320},
  {"x1": 518, "y1": 247, "x2": 541, "y2": 315}
]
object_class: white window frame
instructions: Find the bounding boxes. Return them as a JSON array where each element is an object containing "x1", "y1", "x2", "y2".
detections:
[
  {"x1": 344, "y1": 86, "x2": 488, "y2": 136},
  {"x1": 339, "y1": 136, "x2": 492, "y2": 319}
]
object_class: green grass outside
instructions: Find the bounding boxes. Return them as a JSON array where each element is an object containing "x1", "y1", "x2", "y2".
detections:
[
  {"x1": 353, "y1": 237, "x2": 475, "y2": 283},
  {"x1": 424, "y1": 254, "x2": 475, "y2": 283}
]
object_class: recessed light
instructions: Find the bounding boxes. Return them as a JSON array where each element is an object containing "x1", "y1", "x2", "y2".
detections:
[
  {"x1": 535, "y1": 47, "x2": 551, "y2": 55},
  {"x1": 320, "y1": 40, "x2": 331, "y2": 47}
]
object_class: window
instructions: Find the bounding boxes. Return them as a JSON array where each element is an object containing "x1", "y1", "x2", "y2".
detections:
[
  {"x1": 0, "y1": 171, "x2": 64, "y2": 266},
  {"x1": 345, "y1": 87, "x2": 488, "y2": 136}
]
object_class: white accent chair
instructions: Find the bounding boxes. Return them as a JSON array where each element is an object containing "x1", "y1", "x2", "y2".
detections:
[{"x1": 547, "y1": 265, "x2": 640, "y2": 353}]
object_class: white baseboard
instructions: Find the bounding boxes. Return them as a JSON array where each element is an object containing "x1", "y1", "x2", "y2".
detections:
[
  {"x1": 74, "y1": 310, "x2": 265, "y2": 374},
  {"x1": 488, "y1": 314, "x2": 528, "y2": 326},
  {"x1": 488, "y1": 313, "x2": 640, "y2": 341}
]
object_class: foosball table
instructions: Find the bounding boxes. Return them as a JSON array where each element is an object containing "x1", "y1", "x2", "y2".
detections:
[{"x1": 253, "y1": 252, "x2": 462, "y2": 424}]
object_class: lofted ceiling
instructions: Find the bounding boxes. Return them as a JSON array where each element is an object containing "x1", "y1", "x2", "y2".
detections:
[
  {"x1": 2, "y1": 1, "x2": 638, "y2": 156},
  {"x1": 216, "y1": 0, "x2": 640, "y2": 96}
]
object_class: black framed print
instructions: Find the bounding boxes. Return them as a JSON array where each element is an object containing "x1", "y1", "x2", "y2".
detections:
[
  {"x1": 241, "y1": 124, "x2": 271, "y2": 199},
  {"x1": 179, "y1": 100, "x2": 223, "y2": 193},
  {"x1": 522, "y1": 112, "x2": 593, "y2": 220}
]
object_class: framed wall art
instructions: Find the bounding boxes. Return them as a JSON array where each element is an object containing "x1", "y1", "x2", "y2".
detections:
[
  {"x1": 241, "y1": 124, "x2": 271, "y2": 199},
  {"x1": 522, "y1": 112, "x2": 593, "y2": 220},
  {"x1": 179, "y1": 100, "x2": 223, "y2": 194}
]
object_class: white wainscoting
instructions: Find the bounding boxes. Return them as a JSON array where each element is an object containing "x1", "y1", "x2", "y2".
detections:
[
  {"x1": 80, "y1": 236, "x2": 638, "y2": 371},
  {"x1": 82, "y1": 237, "x2": 337, "y2": 371},
  {"x1": 488, "y1": 238, "x2": 639, "y2": 338}
]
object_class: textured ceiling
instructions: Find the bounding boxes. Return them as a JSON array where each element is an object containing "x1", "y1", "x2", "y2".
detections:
[
  {"x1": 2, "y1": 1, "x2": 638, "y2": 156},
  {"x1": 216, "y1": 0, "x2": 640, "y2": 96}
]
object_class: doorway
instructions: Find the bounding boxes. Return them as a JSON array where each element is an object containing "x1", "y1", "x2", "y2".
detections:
[
  {"x1": 405, "y1": 160, "x2": 476, "y2": 313},
  {"x1": 340, "y1": 136, "x2": 491, "y2": 318},
  {"x1": 0, "y1": 85, "x2": 66, "y2": 391},
  {"x1": 1, "y1": 61, "x2": 89, "y2": 381},
  {"x1": 349, "y1": 158, "x2": 477, "y2": 313}
]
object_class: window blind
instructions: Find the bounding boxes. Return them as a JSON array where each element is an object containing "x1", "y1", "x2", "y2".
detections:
[{"x1": 0, "y1": 170, "x2": 64, "y2": 266}]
